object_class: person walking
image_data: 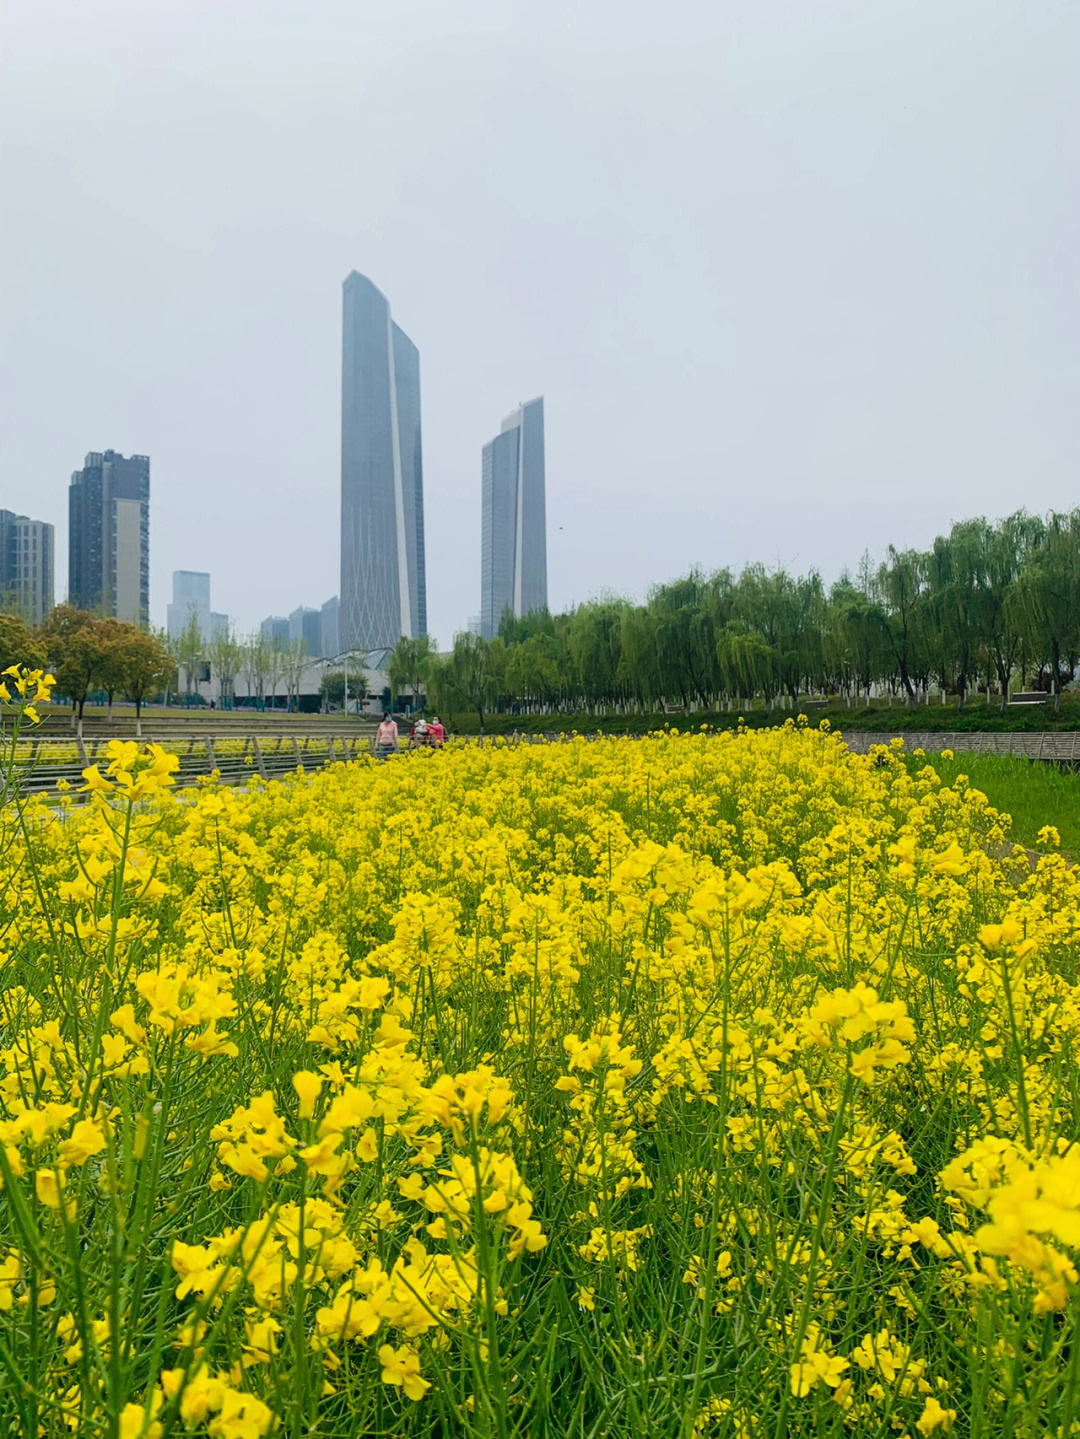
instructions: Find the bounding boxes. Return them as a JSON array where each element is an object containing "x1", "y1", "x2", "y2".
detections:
[{"x1": 375, "y1": 713, "x2": 398, "y2": 760}]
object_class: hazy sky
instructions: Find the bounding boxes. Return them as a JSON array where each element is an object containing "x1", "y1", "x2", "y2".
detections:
[{"x1": 2, "y1": 1, "x2": 1077, "y2": 641}]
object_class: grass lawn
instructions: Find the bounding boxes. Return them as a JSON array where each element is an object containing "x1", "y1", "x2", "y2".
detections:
[{"x1": 907, "y1": 749, "x2": 1080, "y2": 856}]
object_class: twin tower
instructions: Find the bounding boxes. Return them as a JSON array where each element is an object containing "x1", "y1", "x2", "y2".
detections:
[{"x1": 340, "y1": 271, "x2": 547, "y2": 654}]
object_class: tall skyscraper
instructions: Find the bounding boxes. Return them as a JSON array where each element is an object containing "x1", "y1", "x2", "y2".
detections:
[
  {"x1": 167, "y1": 571, "x2": 211, "y2": 641},
  {"x1": 480, "y1": 398, "x2": 547, "y2": 639},
  {"x1": 68, "y1": 451, "x2": 149, "y2": 626},
  {"x1": 340, "y1": 272, "x2": 426, "y2": 654},
  {"x1": 0, "y1": 511, "x2": 54, "y2": 625}
]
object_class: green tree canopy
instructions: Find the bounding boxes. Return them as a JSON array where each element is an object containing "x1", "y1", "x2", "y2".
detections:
[
  {"x1": 117, "y1": 628, "x2": 173, "y2": 721},
  {"x1": 40, "y1": 607, "x2": 110, "y2": 723},
  {"x1": 0, "y1": 612, "x2": 47, "y2": 672}
]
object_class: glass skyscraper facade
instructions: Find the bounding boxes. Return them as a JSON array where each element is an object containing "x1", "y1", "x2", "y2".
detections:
[
  {"x1": 320, "y1": 595, "x2": 340, "y2": 658},
  {"x1": 260, "y1": 616, "x2": 289, "y2": 644},
  {"x1": 481, "y1": 397, "x2": 547, "y2": 639},
  {"x1": 340, "y1": 272, "x2": 426, "y2": 654},
  {"x1": 289, "y1": 605, "x2": 322, "y2": 656}
]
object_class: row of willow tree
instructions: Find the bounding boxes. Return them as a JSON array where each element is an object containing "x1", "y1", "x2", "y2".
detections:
[{"x1": 403, "y1": 511, "x2": 1080, "y2": 724}]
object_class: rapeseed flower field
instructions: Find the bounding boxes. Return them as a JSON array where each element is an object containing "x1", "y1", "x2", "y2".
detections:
[{"x1": 0, "y1": 667, "x2": 1078, "y2": 1437}]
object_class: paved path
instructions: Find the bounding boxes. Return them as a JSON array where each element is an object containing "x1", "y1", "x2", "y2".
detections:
[{"x1": 839, "y1": 730, "x2": 1080, "y2": 762}]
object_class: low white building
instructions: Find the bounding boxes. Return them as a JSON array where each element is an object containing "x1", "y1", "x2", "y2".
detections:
[{"x1": 190, "y1": 657, "x2": 395, "y2": 713}]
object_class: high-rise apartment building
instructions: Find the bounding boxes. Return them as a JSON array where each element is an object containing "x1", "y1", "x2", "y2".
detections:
[
  {"x1": 340, "y1": 272, "x2": 426, "y2": 654},
  {"x1": 68, "y1": 451, "x2": 149, "y2": 626},
  {"x1": 167, "y1": 571, "x2": 211, "y2": 642},
  {"x1": 0, "y1": 511, "x2": 55, "y2": 625},
  {"x1": 480, "y1": 398, "x2": 547, "y2": 639}
]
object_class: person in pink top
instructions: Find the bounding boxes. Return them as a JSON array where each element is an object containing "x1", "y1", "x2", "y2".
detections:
[
  {"x1": 375, "y1": 714, "x2": 398, "y2": 760},
  {"x1": 429, "y1": 716, "x2": 445, "y2": 747}
]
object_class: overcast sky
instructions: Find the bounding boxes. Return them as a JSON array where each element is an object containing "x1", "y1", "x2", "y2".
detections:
[{"x1": 2, "y1": 1, "x2": 1077, "y2": 642}]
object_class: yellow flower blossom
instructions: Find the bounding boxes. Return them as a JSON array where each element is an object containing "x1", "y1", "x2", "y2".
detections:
[
  {"x1": 0, "y1": 708, "x2": 1076, "y2": 1426},
  {"x1": 378, "y1": 1342, "x2": 430, "y2": 1401},
  {"x1": 292, "y1": 1070, "x2": 323, "y2": 1119},
  {"x1": 916, "y1": 1395, "x2": 957, "y2": 1433}
]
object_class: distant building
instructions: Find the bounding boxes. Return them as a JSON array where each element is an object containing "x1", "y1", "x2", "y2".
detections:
[
  {"x1": 210, "y1": 612, "x2": 229, "y2": 641},
  {"x1": 480, "y1": 398, "x2": 547, "y2": 639},
  {"x1": 166, "y1": 571, "x2": 211, "y2": 642},
  {"x1": 68, "y1": 451, "x2": 149, "y2": 625},
  {"x1": 204, "y1": 655, "x2": 391, "y2": 714},
  {"x1": 260, "y1": 616, "x2": 289, "y2": 645},
  {"x1": 289, "y1": 605, "x2": 322, "y2": 656},
  {"x1": 0, "y1": 511, "x2": 54, "y2": 626},
  {"x1": 340, "y1": 271, "x2": 426, "y2": 653},
  {"x1": 320, "y1": 595, "x2": 340, "y2": 658}
]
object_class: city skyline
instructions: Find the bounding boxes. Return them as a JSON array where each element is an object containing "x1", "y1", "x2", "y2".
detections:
[
  {"x1": 481, "y1": 397, "x2": 547, "y2": 640},
  {"x1": 3, "y1": 5, "x2": 1078, "y2": 643},
  {"x1": 340, "y1": 271, "x2": 426, "y2": 655}
]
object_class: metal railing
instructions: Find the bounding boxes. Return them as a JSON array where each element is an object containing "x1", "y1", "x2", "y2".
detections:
[{"x1": 5, "y1": 727, "x2": 379, "y2": 798}]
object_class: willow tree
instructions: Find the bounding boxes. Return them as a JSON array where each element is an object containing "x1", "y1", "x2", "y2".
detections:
[
  {"x1": 877, "y1": 548, "x2": 928, "y2": 703},
  {"x1": 567, "y1": 599, "x2": 628, "y2": 712},
  {"x1": 1012, "y1": 510, "x2": 1080, "y2": 711},
  {"x1": 825, "y1": 578, "x2": 890, "y2": 699},
  {"x1": 428, "y1": 633, "x2": 505, "y2": 732},
  {"x1": 387, "y1": 635, "x2": 437, "y2": 711}
]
